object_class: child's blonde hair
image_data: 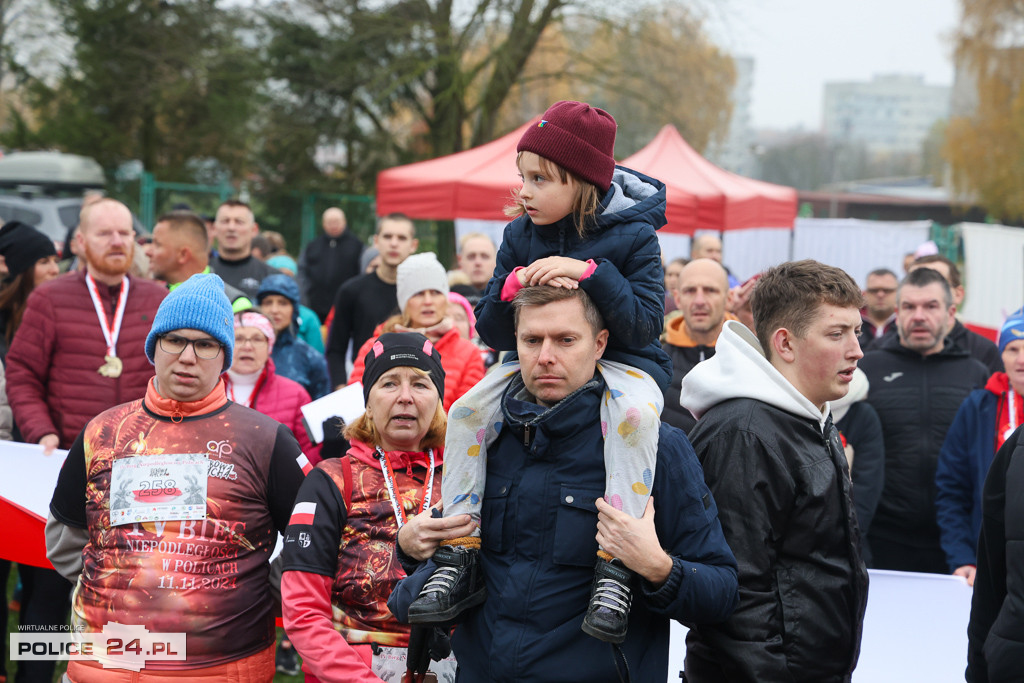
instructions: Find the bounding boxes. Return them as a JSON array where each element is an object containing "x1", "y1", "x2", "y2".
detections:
[{"x1": 504, "y1": 152, "x2": 602, "y2": 239}]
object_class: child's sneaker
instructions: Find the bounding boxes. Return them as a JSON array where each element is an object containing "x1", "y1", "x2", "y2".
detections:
[
  {"x1": 407, "y1": 545, "x2": 486, "y2": 624},
  {"x1": 275, "y1": 635, "x2": 300, "y2": 676},
  {"x1": 581, "y1": 557, "x2": 634, "y2": 643}
]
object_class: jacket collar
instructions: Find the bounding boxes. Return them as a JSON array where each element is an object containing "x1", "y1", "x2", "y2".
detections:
[
  {"x1": 986, "y1": 371, "x2": 1009, "y2": 397},
  {"x1": 347, "y1": 438, "x2": 442, "y2": 469},
  {"x1": 681, "y1": 320, "x2": 829, "y2": 431},
  {"x1": 500, "y1": 371, "x2": 604, "y2": 440},
  {"x1": 145, "y1": 377, "x2": 228, "y2": 418},
  {"x1": 664, "y1": 312, "x2": 736, "y2": 347},
  {"x1": 877, "y1": 328, "x2": 970, "y2": 359}
]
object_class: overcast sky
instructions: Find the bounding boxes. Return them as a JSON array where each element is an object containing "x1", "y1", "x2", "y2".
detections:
[{"x1": 706, "y1": 0, "x2": 961, "y2": 131}]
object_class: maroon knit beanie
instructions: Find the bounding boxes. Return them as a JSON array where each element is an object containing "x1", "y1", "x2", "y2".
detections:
[{"x1": 517, "y1": 101, "x2": 617, "y2": 192}]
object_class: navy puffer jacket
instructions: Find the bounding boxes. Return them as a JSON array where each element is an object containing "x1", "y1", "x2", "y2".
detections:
[{"x1": 475, "y1": 166, "x2": 672, "y2": 389}]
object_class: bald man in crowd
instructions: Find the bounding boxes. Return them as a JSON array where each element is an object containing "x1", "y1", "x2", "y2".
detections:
[
  {"x1": 298, "y1": 207, "x2": 364, "y2": 323},
  {"x1": 691, "y1": 234, "x2": 739, "y2": 288},
  {"x1": 662, "y1": 259, "x2": 734, "y2": 433},
  {"x1": 149, "y1": 210, "x2": 253, "y2": 312},
  {"x1": 450, "y1": 232, "x2": 497, "y2": 305}
]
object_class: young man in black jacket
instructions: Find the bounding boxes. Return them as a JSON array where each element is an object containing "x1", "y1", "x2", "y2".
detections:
[{"x1": 681, "y1": 260, "x2": 869, "y2": 682}]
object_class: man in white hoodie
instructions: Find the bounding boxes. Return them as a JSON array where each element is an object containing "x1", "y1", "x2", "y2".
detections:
[{"x1": 680, "y1": 259, "x2": 869, "y2": 683}]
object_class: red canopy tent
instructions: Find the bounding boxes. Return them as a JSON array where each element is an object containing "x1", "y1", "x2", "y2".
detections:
[
  {"x1": 620, "y1": 125, "x2": 798, "y2": 235},
  {"x1": 376, "y1": 120, "x2": 797, "y2": 237},
  {"x1": 375, "y1": 119, "x2": 537, "y2": 221}
]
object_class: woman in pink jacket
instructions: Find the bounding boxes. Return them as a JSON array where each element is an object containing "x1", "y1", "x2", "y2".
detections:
[
  {"x1": 224, "y1": 311, "x2": 320, "y2": 463},
  {"x1": 349, "y1": 253, "x2": 485, "y2": 411}
]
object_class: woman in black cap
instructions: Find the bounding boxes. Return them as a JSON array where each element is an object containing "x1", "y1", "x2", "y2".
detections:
[
  {"x1": 0, "y1": 222, "x2": 59, "y2": 683},
  {"x1": 280, "y1": 332, "x2": 475, "y2": 682},
  {"x1": 0, "y1": 221, "x2": 60, "y2": 360}
]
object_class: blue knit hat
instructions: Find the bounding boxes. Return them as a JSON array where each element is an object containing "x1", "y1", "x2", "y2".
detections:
[
  {"x1": 146, "y1": 273, "x2": 235, "y2": 370},
  {"x1": 999, "y1": 308, "x2": 1024, "y2": 354}
]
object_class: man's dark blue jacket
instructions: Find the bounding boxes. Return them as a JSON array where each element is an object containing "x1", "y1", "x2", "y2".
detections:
[{"x1": 391, "y1": 374, "x2": 738, "y2": 682}]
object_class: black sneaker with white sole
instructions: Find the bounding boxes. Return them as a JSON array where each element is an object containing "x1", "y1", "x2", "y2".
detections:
[
  {"x1": 581, "y1": 557, "x2": 635, "y2": 644},
  {"x1": 407, "y1": 545, "x2": 487, "y2": 624}
]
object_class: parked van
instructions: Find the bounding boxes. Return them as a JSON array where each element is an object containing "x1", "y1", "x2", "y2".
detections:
[{"x1": 0, "y1": 151, "x2": 105, "y2": 250}]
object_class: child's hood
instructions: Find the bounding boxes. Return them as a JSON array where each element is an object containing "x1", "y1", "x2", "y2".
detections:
[{"x1": 596, "y1": 166, "x2": 667, "y2": 233}]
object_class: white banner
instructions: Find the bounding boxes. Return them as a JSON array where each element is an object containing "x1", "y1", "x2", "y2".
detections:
[
  {"x1": 669, "y1": 569, "x2": 972, "y2": 682},
  {"x1": 959, "y1": 222, "x2": 1024, "y2": 331},
  {"x1": 0, "y1": 441, "x2": 68, "y2": 520},
  {"x1": 792, "y1": 218, "x2": 932, "y2": 287}
]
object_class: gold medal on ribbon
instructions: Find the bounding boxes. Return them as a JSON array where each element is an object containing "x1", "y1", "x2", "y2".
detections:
[
  {"x1": 98, "y1": 355, "x2": 123, "y2": 378},
  {"x1": 85, "y1": 273, "x2": 130, "y2": 381}
]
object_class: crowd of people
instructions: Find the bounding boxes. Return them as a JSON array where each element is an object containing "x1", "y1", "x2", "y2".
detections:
[{"x1": 0, "y1": 99, "x2": 1017, "y2": 683}]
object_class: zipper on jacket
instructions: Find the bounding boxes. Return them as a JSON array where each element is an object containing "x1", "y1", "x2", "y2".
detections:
[{"x1": 523, "y1": 425, "x2": 533, "y2": 447}]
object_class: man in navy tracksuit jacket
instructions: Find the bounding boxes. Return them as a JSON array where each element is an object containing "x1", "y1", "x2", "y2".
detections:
[{"x1": 391, "y1": 286, "x2": 737, "y2": 682}]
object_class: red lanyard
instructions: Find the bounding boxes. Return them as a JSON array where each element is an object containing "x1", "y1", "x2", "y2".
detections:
[
  {"x1": 999, "y1": 390, "x2": 1020, "y2": 448},
  {"x1": 85, "y1": 273, "x2": 129, "y2": 357},
  {"x1": 374, "y1": 445, "x2": 435, "y2": 529},
  {"x1": 225, "y1": 368, "x2": 267, "y2": 407}
]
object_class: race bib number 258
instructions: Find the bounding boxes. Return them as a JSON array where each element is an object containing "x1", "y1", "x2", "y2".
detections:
[{"x1": 109, "y1": 453, "x2": 209, "y2": 526}]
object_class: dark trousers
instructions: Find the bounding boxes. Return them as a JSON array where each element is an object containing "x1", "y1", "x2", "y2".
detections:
[
  {"x1": 14, "y1": 565, "x2": 72, "y2": 683},
  {"x1": 869, "y1": 536, "x2": 949, "y2": 574}
]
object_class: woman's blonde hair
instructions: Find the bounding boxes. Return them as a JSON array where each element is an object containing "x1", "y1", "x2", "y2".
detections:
[
  {"x1": 504, "y1": 152, "x2": 601, "y2": 239},
  {"x1": 343, "y1": 367, "x2": 447, "y2": 450}
]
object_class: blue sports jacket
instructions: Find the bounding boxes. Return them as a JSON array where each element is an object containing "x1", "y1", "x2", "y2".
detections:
[{"x1": 935, "y1": 384, "x2": 1000, "y2": 570}]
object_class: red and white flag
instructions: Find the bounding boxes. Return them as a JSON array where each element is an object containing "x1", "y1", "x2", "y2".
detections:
[
  {"x1": 289, "y1": 502, "x2": 316, "y2": 526},
  {"x1": 296, "y1": 453, "x2": 313, "y2": 475}
]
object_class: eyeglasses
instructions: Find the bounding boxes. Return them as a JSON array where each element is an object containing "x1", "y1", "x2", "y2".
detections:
[
  {"x1": 235, "y1": 335, "x2": 269, "y2": 347},
  {"x1": 866, "y1": 287, "x2": 896, "y2": 296},
  {"x1": 158, "y1": 334, "x2": 224, "y2": 359}
]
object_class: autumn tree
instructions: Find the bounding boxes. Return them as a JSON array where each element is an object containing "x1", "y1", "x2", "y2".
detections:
[
  {"x1": 491, "y1": 2, "x2": 735, "y2": 157},
  {"x1": 944, "y1": 0, "x2": 1024, "y2": 222},
  {"x1": 259, "y1": 0, "x2": 574, "y2": 192},
  {"x1": 259, "y1": 0, "x2": 735, "y2": 191},
  {"x1": 8, "y1": 0, "x2": 263, "y2": 179}
]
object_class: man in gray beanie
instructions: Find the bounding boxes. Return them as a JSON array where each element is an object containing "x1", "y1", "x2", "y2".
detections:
[{"x1": 46, "y1": 272, "x2": 308, "y2": 680}]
